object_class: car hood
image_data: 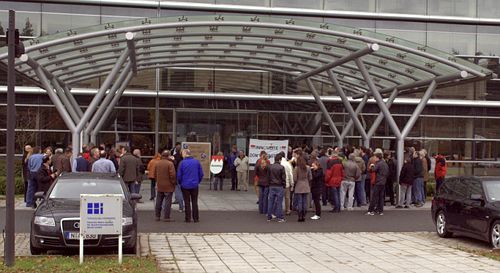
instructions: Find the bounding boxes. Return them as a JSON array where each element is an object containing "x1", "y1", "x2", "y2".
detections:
[{"x1": 37, "y1": 199, "x2": 134, "y2": 219}]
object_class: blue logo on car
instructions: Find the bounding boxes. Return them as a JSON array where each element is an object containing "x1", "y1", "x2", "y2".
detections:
[{"x1": 87, "y1": 202, "x2": 103, "y2": 215}]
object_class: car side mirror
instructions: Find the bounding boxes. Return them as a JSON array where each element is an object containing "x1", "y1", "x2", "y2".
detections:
[
  {"x1": 130, "y1": 193, "x2": 142, "y2": 201},
  {"x1": 470, "y1": 194, "x2": 484, "y2": 201},
  {"x1": 34, "y1": 191, "x2": 45, "y2": 200}
]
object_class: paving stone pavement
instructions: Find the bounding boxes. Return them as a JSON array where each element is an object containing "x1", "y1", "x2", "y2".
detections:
[
  {"x1": 141, "y1": 232, "x2": 500, "y2": 273},
  {"x1": 2, "y1": 232, "x2": 500, "y2": 272}
]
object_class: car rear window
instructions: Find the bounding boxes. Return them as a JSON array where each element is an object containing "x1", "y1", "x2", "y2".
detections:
[
  {"x1": 483, "y1": 181, "x2": 500, "y2": 202},
  {"x1": 49, "y1": 179, "x2": 125, "y2": 199}
]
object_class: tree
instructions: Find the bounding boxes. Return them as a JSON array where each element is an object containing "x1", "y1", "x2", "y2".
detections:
[
  {"x1": 0, "y1": 22, "x2": 4, "y2": 36},
  {"x1": 21, "y1": 17, "x2": 34, "y2": 37}
]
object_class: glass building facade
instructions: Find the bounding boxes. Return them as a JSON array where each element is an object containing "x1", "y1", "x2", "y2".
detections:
[{"x1": 1, "y1": 0, "x2": 500, "y2": 175}]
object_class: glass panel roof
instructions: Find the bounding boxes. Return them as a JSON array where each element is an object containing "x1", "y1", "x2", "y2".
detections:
[{"x1": 0, "y1": 14, "x2": 491, "y2": 97}]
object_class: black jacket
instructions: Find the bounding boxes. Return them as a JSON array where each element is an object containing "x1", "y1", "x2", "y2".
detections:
[
  {"x1": 399, "y1": 161, "x2": 414, "y2": 185},
  {"x1": 268, "y1": 162, "x2": 286, "y2": 188},
  {"x1": 255, "y1": 161, "x2": 270, "y2": 187},
  {"x1": 412, "y1": 158, "x2": 423, "y2": 179},
  {"x1": 310, "y1": 168, "x2": 324, "y2": 194},
  {"x1": 36, "y1": 165, "x2": 54, "y2": 194}
]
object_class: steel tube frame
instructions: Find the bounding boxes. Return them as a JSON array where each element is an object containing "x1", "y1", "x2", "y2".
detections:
[
  {"x1": 75, "y1": 47, "x2": 129, "y2": 141},
  {"x1": 327, "y1": 69, "x2": 368, "y2": 143},
  {"x1": 340, "y1": 95, "x2": 368, "y2": 143},
  {"x1": 61, "y1": 83, "x2": 83, "y2": 118},
  {"x1": 51, "y1": 77, "x2": 80, "y2": 124},
  {"x1": 1, "y1": 21, "x2": 485, "y2": 78},
  {"x1": 305, "y1": 78, "x2": 342, "y2": 146},
  {"x1": 356, "y1": 58, "x2": 402, "y2": 139},
  {"x1": 353, "y1": 71, "x2": 470, "y2": 99},
  {"x1": 400, "y1": 80, "x2": 437, "y2": 138},
  {"x1": 366, "y1": 88, "x2": 399, "y2": 139},
  {"x1": 85, "y1": 62, "x2": 132, "y2": 138},
  {"x1": 295, "y1": 43, "x2": 378, "y2": 82},
  {"x1": 92, "y1": 71, "x2": 134, "y2": 140},
  {"x1": 125, "y1": 32, "x2": 137, "y2": 75}
]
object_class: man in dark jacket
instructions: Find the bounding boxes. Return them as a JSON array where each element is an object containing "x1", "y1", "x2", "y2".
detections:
[
  {"x1": 229, "y1": 145, "x2": 238, "y2": 190},
  {"x1": 267, "y1": 154, "x2": 286, "y2": 223},
  {"x1": 177, "y1": 149, "x2": 204, "y2": 223},
  {"x1": 366, "y1": 151, "x2": 388, "y2": 216},
  {"x1": 118, "y1": 146, "x2": 141, "y2": 195},
  {"x1": 154, "y1": 150, "x2": 176, "y2": 222},
  {"x1": 36, "y1": 155, "x2": 56, "y2": 195},
  {"x1": 412, "y1": 151, "x2": 425, "y2": 207},
  {"x1": 396, "y1": 155, "x2": 414, "y2": 208}
]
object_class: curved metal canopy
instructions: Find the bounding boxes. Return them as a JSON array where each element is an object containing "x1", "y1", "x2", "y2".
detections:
[{"x1": 0, "y1": 14, "x2": 491, "y2": 97}]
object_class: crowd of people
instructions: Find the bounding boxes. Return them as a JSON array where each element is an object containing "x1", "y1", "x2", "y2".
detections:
[
  {"x1": 21, "y1": 142, "x2": 205, "y2": 224},
  {"x1": 22, "y1": 140, "x2": 447, "y2": 224},
  {"x1": 248, "y1": 145, "x2": 447, "y2": 222}
]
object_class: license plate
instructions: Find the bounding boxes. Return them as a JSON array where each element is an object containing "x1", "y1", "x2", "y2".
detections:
[{"x1": 65, "y1": 232, "x2": 98, "y2": 240}]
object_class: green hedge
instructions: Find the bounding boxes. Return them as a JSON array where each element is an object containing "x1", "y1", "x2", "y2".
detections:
[{"x1": 0, "y1": 159, "x2": 25, "y2": 195}]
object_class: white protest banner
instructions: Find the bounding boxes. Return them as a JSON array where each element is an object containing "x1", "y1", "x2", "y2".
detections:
[{"x1": 248, "y1": 139, "x2": 288, "y2": 165}]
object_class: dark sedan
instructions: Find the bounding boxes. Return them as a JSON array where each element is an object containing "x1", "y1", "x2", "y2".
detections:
[
  {"x1": 432, "y1": 176, "x2": 500, "y2": 248},
  {"x1": 30, "y1": 172, "x2": 141, "y2": 255}
]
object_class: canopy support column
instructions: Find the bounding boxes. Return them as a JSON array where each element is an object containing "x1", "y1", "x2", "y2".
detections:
[
  {"x1": 305, "y1": 78, "x2": 342, "y2": 146},
  {"x1": 327, "y1": 69, "x2": 368, "y2": 146},
  {"x1": 61, "y1": 83, "x2": 83, "y2": 118},
  {"x1": 76, "y1": 47, "x2": 130, "y2": 145},
  {"x1": 366, "y1": 88, "x2": 399, "y2": 139},
  {"x1": 86, "y1": 62, "x2": 132, "y2": 142},
  {"x1": 92, "y1": 71, "x2": 134, "y2": 142},
  {"x1": 51, "y1": 78, "x2": 80, "y2": 124},
  {"x1": 126, "y1": 32, "x2": 138, "y2": 75},
  {"x1": 356, "y1": 58, "x2": 402, "y2": 139}
]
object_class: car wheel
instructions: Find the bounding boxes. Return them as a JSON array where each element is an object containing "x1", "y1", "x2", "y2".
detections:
[
  {"x1": 436, "y1": 211, "x2": 452, "y2": 238},
  {"x1": 30, "y1": 240, "x2": 43, "y2": 255},
  {"x1": 490, "y1": 221, "x2": 500, "y2": 249}
]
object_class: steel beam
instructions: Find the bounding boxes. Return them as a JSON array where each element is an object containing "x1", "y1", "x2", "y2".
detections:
[
  {"x1": 305, "y1": 78, "x2": 342, "y2": 146},
  {"x1": 75, "y1": 47, "x2": 129, "y2": 137},
  {"x1": 327, "y1": 69, "x2": 368, "y2": 143},
  {"x1": 85, "y1": 62, "x2": 132, "y2": 138},
  {"x1": 51, "y1": 78, "x2": 80, "y2": 124},
  {"x1": 125, "y1": 32, "x2": 137, "y2": 75},
  {"x1": 295, "y1": 44, "x2": 379, "y2": 82},
  {"x1": 356, "y1": 58, "x2": 402, "y2": 139},
  {"x1": 353, "y1": 71, "x2": 470, "y2": 99},
  {"x1": 401, "y1": 80, "x2": 438, "y2": 138},
  {"x1": 367, "y1": 88, "x2": 399, "y2": 139},
  {"x1": 340, "y1": 94, "x2": 368, "y2": 140},
  {"x1": 92, "y1": 71, "x2": 134, "y2": 140},
  {"x1": 61, "y1": 83, "x2": 83, "y2": 118}
]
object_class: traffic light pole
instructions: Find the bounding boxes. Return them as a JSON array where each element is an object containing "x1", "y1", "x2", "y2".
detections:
[{"x1": 5, "y1": 9, "x2": 17, "y2": 267}]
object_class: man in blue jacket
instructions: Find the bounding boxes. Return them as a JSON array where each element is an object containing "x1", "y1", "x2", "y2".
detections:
[{"x1": 177, "y1": 149, "x2": 204, "y2": 222}]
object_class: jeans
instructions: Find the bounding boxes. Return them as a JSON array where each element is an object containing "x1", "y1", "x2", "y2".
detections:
[
  {"x1": 355, "y1": 178, "x2": 367, "y2": 206},
  {"x1": 174, "y1": 184, "x2": 184, "y2": 210},
  {"x1": 340, "y1": 180, "x2": 355, "y2": 210},
  {"x1": 435, "y1": 177, "x2": 444, "y2": 194},
  {"x1": 133, "y1": 182, "x2": 142, "y2": 194},
  {"x1": 329, "y1": 186, "x2": 340, "y2": 212},
  {"x1": 125, "y1": 182, "x2": 134, "y2": 195},
  {"x1": 150, "y1": 179, "x2": 156, "y2": 200},
  {"x1": 181, "y1": 187, "x2": 199, "y2": 222},
  {"x1": 368, "y1": 184, "x2": 385, "y2": 213},
  {"x1": 322, "y1": 184, "x2": 329, "y2": 205},
  {"x1": 311, "y1": 191, "x2": 321, "y2": 216},
  {"x1": 385, "y1": 179, "x2": 395, "y2": 205},
  {"x1": 155, "y1": 192, "x2": 173, "y2": 219},
  {"x1": 230, "y1": 169, "x2": 238, "y2": 190},
  {"x1": 258, "y1": 185, "x2": 269, "y2": 214},
  {"x1": 26, "y1": 172, "x2": 38, "y2": 207},
  {"x1": 212, "y1": 176, "x2": 223, "y2": 190},
  {"x1": 295, "y1": 193, "x2": 308, "y2": 218},
  {"x1": 237, "y1": 171, "x2": 248, "y2": 191},
  {"x1": 399, "y1": 184, "x2": 412, "y2": 206},
  {"x1": 267, "y1": 186, "x2": 284, "y2": 220},
  {"x1": 413, "y1": 178, "x2": 425, "y2": 204}
]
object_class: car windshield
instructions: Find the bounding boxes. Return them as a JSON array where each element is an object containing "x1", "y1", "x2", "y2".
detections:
[
  {"x1": 483, "y1": 181, "x2": 500, "y2": 202},
  {"x1": 49, "y1": 179, "x2": 124, "y2": 199}
]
